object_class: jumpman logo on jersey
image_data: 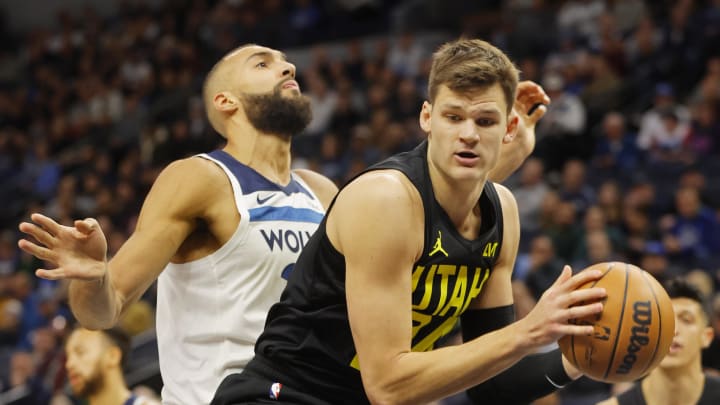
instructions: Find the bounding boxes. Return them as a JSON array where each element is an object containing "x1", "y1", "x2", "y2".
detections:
[{"x1": 429, "y1": 231, "x2": 448, "y2": 257}]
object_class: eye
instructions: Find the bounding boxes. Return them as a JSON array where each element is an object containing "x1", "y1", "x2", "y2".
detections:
[
  {"x1": 255, "y1": 61, "x2": 268, "y2": 68},
  {"x1": 475, "y1": 118, "x2": 496, "y2": 127},
  {"x1": 446, "y1": 114, "x2": 462, "y2": 122}
]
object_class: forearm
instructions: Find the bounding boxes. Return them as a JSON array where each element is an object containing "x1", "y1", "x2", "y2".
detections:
[
  {"x1": 465, "y1": 348, "x2": 573, "y2": 404},
  {"x1": 68, "y1": 270, "x2": 122, "y2": 329},
  {"x1": 363, "y1": 322, "x2": 533, "y2": 405}
]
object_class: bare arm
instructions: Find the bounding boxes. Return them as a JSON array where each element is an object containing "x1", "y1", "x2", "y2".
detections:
[
  {"x1": 488, "y1": 81, "x2": 550, "y2": 183},
  {"x1": 467, "y1": 184, "x2": 584, "y2": 382},
  {"x1": 328, "y1": 173, "x2": 605, "y2": 405},
  {"x1": 19, "y1": 158, "x2": 225, "y2": 329}
]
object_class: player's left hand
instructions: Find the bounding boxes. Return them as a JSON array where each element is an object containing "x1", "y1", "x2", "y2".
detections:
[{"x1": 510, "y1": 80, "x2": 551, "y2": 150}]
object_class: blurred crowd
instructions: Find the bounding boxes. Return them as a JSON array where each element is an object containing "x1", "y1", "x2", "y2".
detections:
[{"x1": 0, "y1": 0, "x2": 720, "y2": 404}]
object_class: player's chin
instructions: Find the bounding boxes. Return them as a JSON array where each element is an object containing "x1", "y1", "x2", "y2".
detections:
[
  {"x1": 281, "y1": 88, "x2": 301, "y2": 97},
  {"x1": 451, "y1": 167, "x2": 488, "y2": 183}
]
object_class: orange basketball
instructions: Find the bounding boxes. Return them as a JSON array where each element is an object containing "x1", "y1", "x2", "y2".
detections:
[{"x1": 558, "y1": 262, "x2": 675, "y2": 383}]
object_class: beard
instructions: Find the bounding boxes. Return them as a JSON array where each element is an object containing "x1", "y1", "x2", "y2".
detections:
[
  {"x1": 71, "y1": 367, "x2": 104, "y2": 398},
  {"x1": 241, "y1": 84, "x2": 312, "y2": 137}
]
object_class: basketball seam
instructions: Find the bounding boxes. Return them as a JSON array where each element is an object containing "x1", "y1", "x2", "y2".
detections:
[
  {"x1": 638, "y1": 269, "x2": 663, "y2": 377},
  {"x1": 572, "y1": 263, "x2": 613, "y2": 371},
  {"x1": 603, "y1": 263, "x2": 629, "y2": 380}
]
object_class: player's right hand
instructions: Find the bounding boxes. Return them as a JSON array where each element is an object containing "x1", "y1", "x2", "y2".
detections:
[
  {"x1": 518, "y1": 265, "x2": 606, "y2": 348},
  {"x1": 18, "y1": 213, "x2": 108, "y2": 281}
]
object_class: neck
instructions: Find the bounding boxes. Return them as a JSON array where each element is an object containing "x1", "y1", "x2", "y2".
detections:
[
  {"x1": 427, "y1": 157, "x2": 486, "y2": 230},
  {"x1": 88, "y1": 374, "x2": 132, "y2": 405},
  {"x1": 224, "y1": 119, "x2": 293, "y2": 185},
  {"x1": 642, "y1": 363, "x2": 705, "y2": 405}
]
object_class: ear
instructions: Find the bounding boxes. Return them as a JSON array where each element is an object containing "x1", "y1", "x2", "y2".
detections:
[
  {"x1": 503, "y1": 112, "x2": 519, "y2": 144},
  {"x1": 213, "y1": 91, "x2": 239, "y2": 114},
  {"x1": 104, "y1": 345, "x2": 123, "y2": 368},
  {"x1": 419, "y1": 101, "x2": 432, "y2": 133},
  {"x1": 701, "y1": 325, "x2": 715, "y2": 349}
]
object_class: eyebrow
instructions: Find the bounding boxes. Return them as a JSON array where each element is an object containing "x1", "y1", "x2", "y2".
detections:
[
  {"x1": 245, "y1": 51, "x2": 288, "y2": 64},
  {"x1": 439, "y1": 102, "x2": 501, "y2": 115}
]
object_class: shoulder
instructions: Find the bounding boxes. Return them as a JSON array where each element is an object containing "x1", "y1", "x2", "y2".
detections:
[
  {"x1": 149, "y1": 157, "x2": 230, "y2": 211},
  {"x1": 491, "y1": 182, "x2": 517, "y2": 206},
  {"x1": 341, "y1": 169, "x2": 419, "y2": 205},
  {"x1": 292, "y1": 168, "x2": 338, "y2": 210},
  {"x1": 160, "y1": 156, "x2": 227, "y2": 187},
  {"x1": 331, "y1": 169, "x2": 422, "y2": 229},
  {"x1": 328, "y1": 169, "x2": 424, "y2": 260},
  {"x1": 491, "y1": 182, "x2": 519, "y2": 221}
]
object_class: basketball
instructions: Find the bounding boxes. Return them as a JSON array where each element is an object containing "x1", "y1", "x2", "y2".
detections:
[{"x1": 558, "y1": 262, "x2": 675, "y2": 383}]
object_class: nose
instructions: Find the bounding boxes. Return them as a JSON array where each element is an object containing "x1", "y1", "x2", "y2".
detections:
[
  {"x1": 281, "y1": 61, "x2": 296, "y2": 78},
  {"x1": 458, "y1": 121, "x2": 479, "y2": 144}
]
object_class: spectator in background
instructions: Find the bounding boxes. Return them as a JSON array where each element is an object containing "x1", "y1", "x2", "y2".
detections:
[
  {"x1": 684, "y1": 101, "x2": 719, "y2": 161},
  {"x1": 636, "y1": 83, "x2": 690, "y2": 155},
  {"x1": 661, "y1": 186, "x2": 720, "y2": 271},
  {"x1": 580, "y1": 52, "x2": 624, "y2": 129},
  {"x1": 387, "y1": 31, "x2": 426, "y2": 78},
  {"x1": 592, "y1": 111, "x2": 642, "y2": 175},
  {"x1": 535, "y1": 72, "x2": 587, "y2": 172},
  {"x1": 546, "y1": 200, "x2": 584, "y2": 264},
  {"x1": 572, "y1": 205, "x2": 626, "y2": 268},
  {"x1": 642, "y1": 108, "x2": 692, "y2": 164},
  {"x1": 510, "y1": 157, "x2": 550, "y2": 240},
  {"x1": 65, "y1": 327, "x2": 159, "y2": 405},
  {"x1": 596, "y1": 180, "x2": 624, "y2": 227},
  {"x1": 622, "y1": 15, "x2": 663, "y2": 115},
  {"x1": 516, "y1": 234, "x2": 565, "y2": 300},
  {"x1": 558, "y1": 159, "x2": 596, "y2": 218},
  {"x1": 0, "y1": 350, "x2": 52, "y2": 405}
]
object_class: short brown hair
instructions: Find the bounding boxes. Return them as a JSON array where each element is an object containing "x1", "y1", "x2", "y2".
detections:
[{"x1": 427, "y1": 39, "x2": 519, "y2": 115}]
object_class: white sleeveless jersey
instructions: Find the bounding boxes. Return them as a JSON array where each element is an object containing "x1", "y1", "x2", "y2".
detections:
[{"x1": 155, "y1": 150, "x2": 325, "y2": 405}]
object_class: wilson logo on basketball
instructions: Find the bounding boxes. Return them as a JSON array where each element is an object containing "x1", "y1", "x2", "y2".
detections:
[{"x1": 616, "y1": 300, "x2": 652, "y2": 375}]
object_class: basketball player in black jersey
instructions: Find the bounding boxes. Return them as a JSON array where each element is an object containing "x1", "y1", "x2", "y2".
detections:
[
  {"x1": 597, "y1": 278, "x2": 720, "y2": 405},
  {"x1": 212, "y1": 38, "x2": 608, "y2": 405}
]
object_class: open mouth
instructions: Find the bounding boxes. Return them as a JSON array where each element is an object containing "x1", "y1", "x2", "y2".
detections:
[
  {"x1": 454, "y1": 151, "x2": 480, "y2": 167},
  {"x1": 668, "y1": 341, "x2": 682, "y2": 354}
]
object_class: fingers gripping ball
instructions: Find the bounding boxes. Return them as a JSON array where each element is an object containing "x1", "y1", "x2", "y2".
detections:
[{"x1": 558, "y1": 262, "x2": 675, "y2": 383}]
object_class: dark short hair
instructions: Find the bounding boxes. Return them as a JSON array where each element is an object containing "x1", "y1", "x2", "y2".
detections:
[
  {"x1": 664, "y1": 277, "x2": 713, "y2": 325},
  {"x1": 427, "y1": 38, "x2": 519, "y2": 114},
  {"x1": 99, "y1": 327, "x2": 132, "y2": 369}
]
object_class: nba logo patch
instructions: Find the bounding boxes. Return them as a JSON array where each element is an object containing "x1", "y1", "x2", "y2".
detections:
[{"x1": 269, "y1": 382, "x2": 282, "y2": 400}]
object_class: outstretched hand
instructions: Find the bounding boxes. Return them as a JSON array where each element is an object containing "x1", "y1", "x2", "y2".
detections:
[
  {"x1": 18, "y1": 213, "x2": 108, "y2": 281},
  {"x1": 514, "y1": 80, "x2": 550, "y2": 126},
  {"x1": 520, "y1": 265, "x2": 606, "y2": 348},
  {"x1": 511, "y1": 80, "x2": 550, "y2": 148}
]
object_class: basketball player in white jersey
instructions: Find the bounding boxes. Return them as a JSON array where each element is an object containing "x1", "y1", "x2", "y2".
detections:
[{"x1": 18, "y1": 43, "x2": 548, "y2": 404}]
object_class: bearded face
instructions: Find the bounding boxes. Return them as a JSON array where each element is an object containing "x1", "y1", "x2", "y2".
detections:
[
  {"x1": 240, "y1": 82, "x2": 312, "y2": 137},
  {"x1": 68, "y1": 360, "x2": 104, "y2": 397}
]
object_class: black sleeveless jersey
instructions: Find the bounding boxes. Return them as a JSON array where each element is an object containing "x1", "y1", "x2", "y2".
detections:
[
  {"x1": 253, "y1": 141, "x2": 505, "y2": 404},
  {"x1": 616, "y1": 374, "x2": 720, "y2": 405}
]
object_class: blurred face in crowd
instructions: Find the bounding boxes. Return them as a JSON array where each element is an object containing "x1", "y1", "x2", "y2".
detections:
[
  {"x1": 205, "y1": 44, "x2": 312, "y2": 137},
  {"x1": 661, "y1": 297, "x2": 713, "y2": 370},
  {"x1": 676, "y1": 187, "x2": 701, "y2": 218},
  {"x1": 65, "y1": 329, "x2": 120, "y2": 397}
]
